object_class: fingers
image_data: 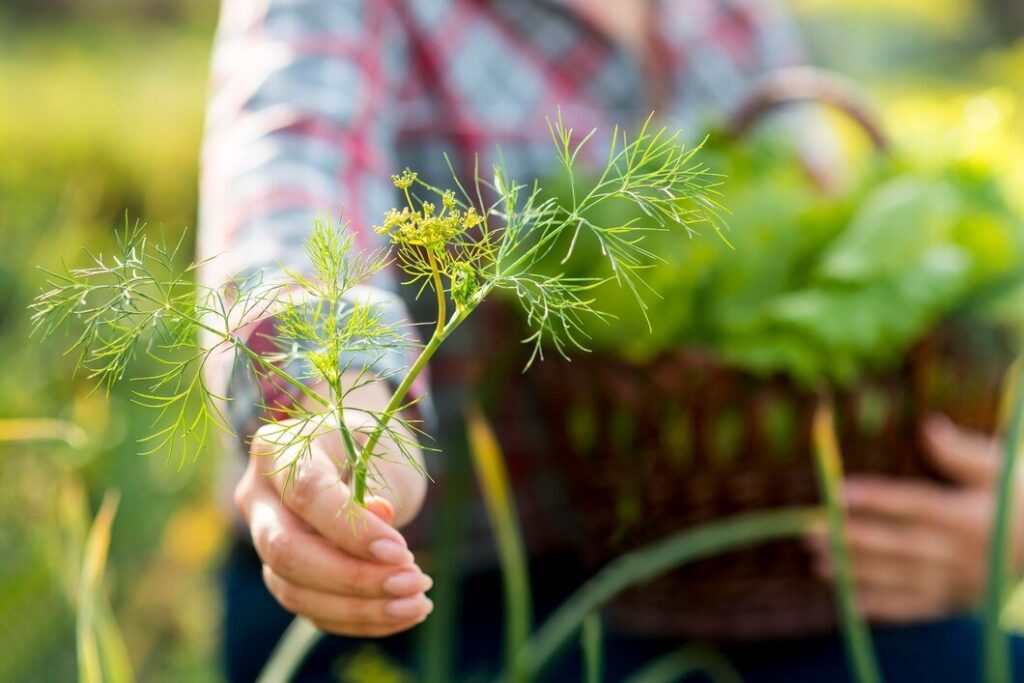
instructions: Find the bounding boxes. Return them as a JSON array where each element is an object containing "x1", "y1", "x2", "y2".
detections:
[
  {"x1": 843, "y1": 517, "x2": 958, "y2": 565},
  {"x1": 364, "y1": 496, "x2": 396, "y2": 526},
  {"x1": 812, "y1": 548, "x2": 928, "y2": 593},
  {"x1": 843, "y1": 476, "x2": 959, "y2": 528},
  {"x1": 806, "y1": 513, "x2": 967, "y2": 622},
  {"x1": 921, "y1": 414, "x2": 1000, "y2": 488},
  {"x1": 807, "y1": 534, "x2": 959, "y2": 622},
  {"x1": 263, "y1": 565, "x2": 434, "y2": 634},
  {"x1": 810, "y1": 536, "x2": 955, "y2": 597},
  {"x1": 251, "y1": 422, "x2": 412, "y2": 565},
  {"x1": 858, "y1": 588, "x2": 952, "y2": 624},
  {"x1": 239, "y1": 421, "x2": 434, "y2": 635},
  {"x1": 248, "y1": 494, "x2": 431, "y2": 599}
]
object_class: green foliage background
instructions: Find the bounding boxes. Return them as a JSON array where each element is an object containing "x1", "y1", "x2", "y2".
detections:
[
  {"x1": 1, "y1": 1, "x2": 1023, "y2": 681},
  {"x1": 0, "y1": 6, "x2": 222, "y2": 682}
]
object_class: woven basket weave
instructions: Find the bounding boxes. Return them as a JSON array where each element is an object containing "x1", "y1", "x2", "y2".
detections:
[{"x1": 491, "y1": 322, "x2": 1012, "y2": 639}]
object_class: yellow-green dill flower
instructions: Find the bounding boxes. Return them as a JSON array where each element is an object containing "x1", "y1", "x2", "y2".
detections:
[
  {"x1": 373, "y1": 207, "x2": 412, "y2": 238},
  {"x1": 391, "y1": 168, "x2": 418, "y2": 190},
  {"x1": 462, "y1": 207, "x2": 483, "y2": 229},
  {"x1": 374, "y1": 200, "x2": 481, "y2": 249}
]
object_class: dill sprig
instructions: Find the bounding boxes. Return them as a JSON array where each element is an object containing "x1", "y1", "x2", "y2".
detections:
[{"x1": 31, "y1": 114, "x2": 722, "y2": 506}]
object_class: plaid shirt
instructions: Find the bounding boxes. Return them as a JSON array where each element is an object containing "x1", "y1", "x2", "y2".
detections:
[{"x1": 200, "y1": 0, "x2": 819, "y2": 560}]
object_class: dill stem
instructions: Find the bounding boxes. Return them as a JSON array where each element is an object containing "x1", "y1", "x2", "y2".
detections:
[
  {"x1": 266, "y1": 304, "x2": 476, "y2": 682},
  {"x1": 350, "y1": 306, "x2": 467, "y2": 505},
  {"x1": 427, "y1": 248, "x2": 447, "y2": 337},
  {"x1": 332, "y1": 388, "x2": 361, "y2": 475},
  {"x1": 351, "y1": 248, "x2": 461, "y2": 503},
  {"x1": 232, "y1": 339, "x2": 329, "y2": 409}
]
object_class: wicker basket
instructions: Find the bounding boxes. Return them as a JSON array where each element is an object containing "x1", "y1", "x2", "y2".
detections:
[
  {"x1": 487, "y1": 321, "x2": 1012, "y2": 639},
  {"x1": 480, "y1": 69, "x2": 1016, "y2": 639}
]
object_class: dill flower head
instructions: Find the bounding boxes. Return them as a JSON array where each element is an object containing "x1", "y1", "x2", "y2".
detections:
[
  {"x1": 374, "y1": 200, "x2": 482, "y2": 248},
  {"x1": 391, "y1": 168, "x2": 418, "y2": 190}
]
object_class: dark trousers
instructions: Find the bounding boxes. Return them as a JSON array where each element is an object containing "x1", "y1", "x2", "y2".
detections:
[{"x1": 223, "y1": 539, "x2": 1024, "y2": 682}]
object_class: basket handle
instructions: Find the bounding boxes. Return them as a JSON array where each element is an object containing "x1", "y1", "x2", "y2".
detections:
[{"x1": 724, "y1": 66, "x2": 890, "y2": 153}]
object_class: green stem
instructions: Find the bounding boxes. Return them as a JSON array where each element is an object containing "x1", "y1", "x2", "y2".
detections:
[
  {"x1": 255, "y1": 617, "x2": 320, "y2": 683},
  {"x1": 812, "y1": 403, "x2": 882, "y2": 683},
  {"x1": 334, "y1": 398, "x2": 361, "y2": 476},
  {"x1": 350, "y1": 328, "x2": 440, "y2": 504},
  {"x1": 351, "y1": 306, "x2": 469, "y2": 505},
  {"x1": 427, "y1": 248, "x2": 447, "y2": 338},
  {"x1": 350, "y1": 247, "x2": 467, "y2": 504},
  {"x1": 232, "y1": 337, "x2": 329, "y2": 409},
  {"x1": 507, "y1": 507, "x2": 822, "y2": 682},
  {"x1": 984, "y1": 360, "x2": 1024, "y2": 683}
]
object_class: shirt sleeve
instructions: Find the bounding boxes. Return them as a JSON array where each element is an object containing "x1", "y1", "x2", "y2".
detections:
[{"x1": 197, "y1": 0, "x2": 428, "y2": 444}]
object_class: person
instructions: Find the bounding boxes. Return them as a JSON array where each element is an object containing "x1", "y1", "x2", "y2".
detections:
[{"x1": 199, "y1": 1, "x2": 1024, "y2": 681}]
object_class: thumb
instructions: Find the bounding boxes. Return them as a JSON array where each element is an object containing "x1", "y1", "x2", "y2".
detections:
[
  {"x1": 921, "y1": 413, "x2": 1001, "y2": 488},
  {"x1": 364, "y1": 495, "x2": 396, "y2": 526}
]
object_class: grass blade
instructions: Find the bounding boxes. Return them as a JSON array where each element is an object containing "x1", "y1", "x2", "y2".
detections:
[
  {"x1": 812, "y1": 402, "x2": 882, "y2": 683},
  {"x1": 257, "y1": 617, "x2": 321, "y2": 683},
  {"x1": 984, "y1": 359, "x2": 1024, "y2": 683},
  {"x1": 466, "y1": 403, "x2": 533, "y2": 683},
  {"x1": 621, "y1": 644, "x2": 742, "y2": 683},
  {"x1": 581, "y1": 614, "x2": 603, "y2": 683},
  {"x1": 510, "y1": 507, "x2": 821, "y2": 681},
  {"x1": 76, "y1": 489, "x2": 134, "y2": 683},
  {"x1": 0, "y1": 417, "x2": 88, "y2": 448}
]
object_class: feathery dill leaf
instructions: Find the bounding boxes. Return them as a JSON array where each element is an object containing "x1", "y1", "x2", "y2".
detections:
[{"x1": 31, "y1": 114, "x2": 723, "y2": 505}]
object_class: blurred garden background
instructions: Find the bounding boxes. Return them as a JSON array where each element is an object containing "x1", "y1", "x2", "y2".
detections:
[{"x1": 2, "y1": 0, "x2": 1024, "y2": 681}]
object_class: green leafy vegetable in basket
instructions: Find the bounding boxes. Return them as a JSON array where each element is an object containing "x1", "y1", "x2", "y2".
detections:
[{"x1": 541, "y1": 132, "x2": 1024, "y2": 385}]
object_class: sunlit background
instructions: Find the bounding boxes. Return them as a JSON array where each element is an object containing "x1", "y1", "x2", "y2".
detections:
[{"x1": 1, "y1": 0, "x2": 1023, "y2": 680}]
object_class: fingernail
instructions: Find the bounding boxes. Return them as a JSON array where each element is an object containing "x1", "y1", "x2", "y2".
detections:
[
  {"x1": 383, "y1": 571, "x2": 431, "y2": 597},
  {"x1": 386, "y1": 595, "x2": 432, "y2": 620},
  {"x1": 369, "y1": 539, "x2": 412, "y2": 565}
]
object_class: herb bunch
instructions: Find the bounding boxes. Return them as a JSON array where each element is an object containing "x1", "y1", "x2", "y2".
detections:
[{"x1": 31, "y1": 115, "x2": 721, "y2": 507}]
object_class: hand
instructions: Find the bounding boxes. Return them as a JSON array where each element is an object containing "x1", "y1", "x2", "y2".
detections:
[
  {"x1": 234, "y1": 415, "x2": 433, "y2": 637},
  {"x1": 806, "y1": 414, "x2": 1024, "y2": 623}
]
